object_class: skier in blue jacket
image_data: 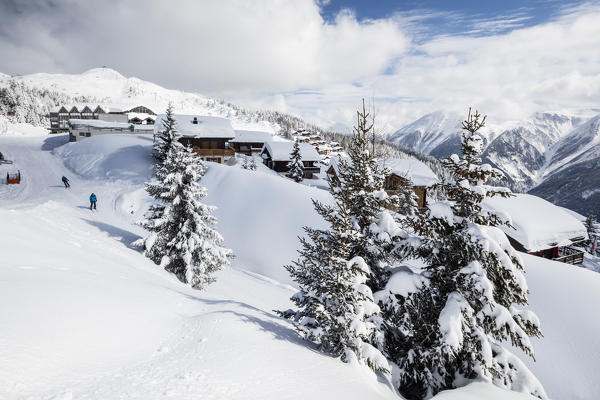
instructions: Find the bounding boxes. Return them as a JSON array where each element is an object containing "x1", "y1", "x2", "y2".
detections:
[
  {"x1": 61, "y1": 176, "x2": 70, "y2": 188},
  {"x1": 89, "y1": 193, "x2": 97, "y2": 210}
]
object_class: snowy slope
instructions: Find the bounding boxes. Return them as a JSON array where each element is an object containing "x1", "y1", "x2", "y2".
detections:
[
  {"x1": 2, "y1": 124, "x2": 600, "y2": 399},
  {"x1": 0, "y1": 129, "x2": 399, "y2": 400}
]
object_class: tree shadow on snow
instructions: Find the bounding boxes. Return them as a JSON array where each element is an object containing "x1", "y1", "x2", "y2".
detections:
[
  {"x1": 171, "y1": 292, "x2": 398, "y2": 389},
  {"x1": 82, "y1": 219, "x2": 142, "y2": 248},
  {"x1": 168, "y1": 292, "x2": 321, "y2": 351},
  {"x1": 41, "y1": 135, "x2": 69, "y2": 151}
]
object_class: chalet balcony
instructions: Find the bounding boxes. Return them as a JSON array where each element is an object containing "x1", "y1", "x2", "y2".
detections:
[
  {"x1": 553, "y1": 246, "x2": 584, "y2": 265},
  {"x1": 191, "y1": 148, "x2": 235, "y2": 158}
]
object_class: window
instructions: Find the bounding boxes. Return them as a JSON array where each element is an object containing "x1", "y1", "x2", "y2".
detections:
[
  {"x1": 85, "y1": 132, "x2": 91, "y2": 137},
  {"x1": 79, "y1": 132, "x2": 85, "y2": 137}
]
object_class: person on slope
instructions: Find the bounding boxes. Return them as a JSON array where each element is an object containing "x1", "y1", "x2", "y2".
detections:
[
  {"x1": 89, "y1": 193, "x2": 97, "y2": 210},
  {"x1": 61, "y1": 176, "x2": 70, "y2": 188}
]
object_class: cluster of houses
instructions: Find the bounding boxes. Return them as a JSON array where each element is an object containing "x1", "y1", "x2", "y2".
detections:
[
  {"x1": 290, "y1": 129, "x2": 344, "y2": 163},
  {"x1": 48, "y1": 104, "x2": 157, "y2": 136},
  {"x1": 51, "y1": 107, "x2": 589, "y2": 266}
]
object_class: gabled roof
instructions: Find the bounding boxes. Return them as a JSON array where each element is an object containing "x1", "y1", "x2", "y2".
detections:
[
  {"x1": 154, "y1": 114, "x2": 235, "y2": 139},
  {"x1": 482, "y1": 193, "x2": 588, "y2": 252},
  {"x1": 261, "y1": 141, "x2": 320, "y2": 162},
  {"x1": 328, "y1": 156, "x2": 439, "y2": 187},
  {"x1": 380, "y1": 158, "x2": 440, "y2": 187},
  {"x1": 230, "y1": 130, "x2": 272, "y2": 143}
]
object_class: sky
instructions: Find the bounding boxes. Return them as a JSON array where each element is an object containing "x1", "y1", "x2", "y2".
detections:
[{"x1": 1, "y1": 0, "x2": 599, "y2": 133}]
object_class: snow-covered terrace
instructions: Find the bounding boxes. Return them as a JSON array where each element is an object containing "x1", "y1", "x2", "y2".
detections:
[{"x1": 482, "y1": 193, "x2": 588, "y2": 252}]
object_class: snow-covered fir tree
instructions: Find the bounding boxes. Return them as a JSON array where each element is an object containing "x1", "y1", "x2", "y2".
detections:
[
  {"x1": 153, "y1": 103, "x2": 177, "y2": 163},
  {"x1": 249, "y1": 156, "x2": 258, "y2": 171},
  {"x1": 280, "y1": 183, "x2": 389, "y2": 373},
  {"x1": 335, "y1": 100, "x2": 410, "y2": 292},
  {"x1": 386, "y1": 109, "x2": 545, "y2": 399},
  {"x1": 585, "y1": 212, "x2": 599, "y2": 254},
  {"x1": 287, "y1": 140, "x2": 304, "y2": 182},
  {"x1": 143, "y1": 141, "x2": 233, "y2": 289},
  {"x1": 241, "y1": 156, "x2": 250, "y2": 169}
]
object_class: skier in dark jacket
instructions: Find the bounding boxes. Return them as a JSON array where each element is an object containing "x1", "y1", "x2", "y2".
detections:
[
  {"x1": 89, "y1": 193, "x2": 97, "y2": 210},
  {"x1": 61, "y1": 176, "x2": 70, "y2": 188}
]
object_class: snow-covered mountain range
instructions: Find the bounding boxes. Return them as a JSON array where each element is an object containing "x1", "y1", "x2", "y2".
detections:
[{"x1": 387, "y1": 110, "x2": 600, "y2": 216}]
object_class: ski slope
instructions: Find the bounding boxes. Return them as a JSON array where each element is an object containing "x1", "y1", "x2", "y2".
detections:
[{"x1": 1, "y1": 128, "x2": 600, "y2": 399}]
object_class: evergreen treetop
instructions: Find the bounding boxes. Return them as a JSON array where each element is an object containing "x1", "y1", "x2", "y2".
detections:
[{"x1": 153, "y1": 103, "x2": 178, "y2": 163}]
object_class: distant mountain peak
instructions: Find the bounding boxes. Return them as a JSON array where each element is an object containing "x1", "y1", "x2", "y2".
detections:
[{"x1": 81, "y1": 67, "x2": 126, "y2": 80}]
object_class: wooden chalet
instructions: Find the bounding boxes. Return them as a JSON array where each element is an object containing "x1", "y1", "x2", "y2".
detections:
[
  {"x1": 229, "y1": 130, "x2": 272, "y2": 156},
  {"x1": 155, "y1": 114, "x2": 235, "y2": 163},
  {"x1": 482, "y1": 193, "x2": 587, "y2": 264},
  {"x1": 326, "y1": 157, "x2": 439, "y2": 210},
  {"x1": 260, "y1": 141, "x2": 321, "y2": 178}
]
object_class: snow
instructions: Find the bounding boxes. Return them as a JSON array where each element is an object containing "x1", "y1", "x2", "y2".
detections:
[
  {"x1": 381, "y1": 158, "x2": 439, "y2": 186},
  {"x1": 155, "y1": 114, "x2": 235, "y2": 139},
  {"x1": 329, "y1": 156, "x2": 439, "y2": 187},
  {"x1": 230, "y1": 129, "x2": 273, "y2": 143},
  {"x1": 432, "y1": 382, "x2": 537, "y2": 399},
  {"x1": 69, "y1": 118, "x2": 153, "y2": 131},
  {"x1": 482, "y1": 193, "x2": 587, "y2": 251},
  {"x1": 2, "y1": 125, "x2": 600, "y2": 399},
  {"x1": 0, "y1": 127, "x2": 396, "y2": 400},
  {"x1": 262, "y1": 141, "x2": 320, "y2": 161}
]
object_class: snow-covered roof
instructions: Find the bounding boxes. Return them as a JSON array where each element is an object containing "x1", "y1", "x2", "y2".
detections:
[
  {"x1": 261, "y1": 141, "x2": 320, "y2": 162},
  {"x1": 482, "y1": 193, "x2": 588, "y2": 251},
  {"x1": 68, "y1": 119, "x2": 154, "y2": 130},
  {"x1": 230, "y1": 130, "x2": 272, "y2": 143},
  {"x1": 154, "y1": 114, "x2": 235, "y2": 139},
  {"x1": 381, "y1": 158, "x2": 440, "y2": 187},
  {"x1": 328, "y1": 156, "x2": 439, "y2": 187},
  {"x1": 128, "y1": 112, "x2": 155, "y2": 121},
  {"x1": 51, "y1": 104, "x2": 123, "y2": 113}
]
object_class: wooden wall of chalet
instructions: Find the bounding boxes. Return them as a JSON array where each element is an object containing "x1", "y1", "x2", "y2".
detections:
[{"x1": 385, "y1": 174, "x2": 427, "y2": 209}]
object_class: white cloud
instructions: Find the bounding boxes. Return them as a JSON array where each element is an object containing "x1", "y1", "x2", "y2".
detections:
[
  {"x1": 0, "y1": 0, "x2": 408, "y2": 94},
  {"x1": 0, "y1": 0, "x2": 599, "y2": 131}
]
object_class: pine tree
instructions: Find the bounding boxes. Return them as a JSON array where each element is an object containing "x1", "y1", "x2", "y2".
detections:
[
  {"x1": 143, "y1": 142, "x2": 233, "y2": 289},
  {"x1": 585, "y1": 212, "x2": 599, "y2": 254},
  {"x1": 335, "y1": 100, "x2": 410, "y2": 292},
  {"x1": 153, "y1": 103, "x2": 177, "y2": 163},
  {"x1": 242, "y1": 156, "x2": 250, "y2": 169},
  {"x1": 288, "y1": 141, "x2": 304, "y2": 182},
  {"x1": 249, "y1": 156, "x2": 258, "y2": 171},
  {"x1": 388, "y1": 109, "x2": 545, "y2": 399},
  {"x1": 280, "y1": 186, "x2": 389, "y2": 373}
]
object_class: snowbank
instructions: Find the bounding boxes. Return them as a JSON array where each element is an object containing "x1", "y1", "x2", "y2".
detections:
[
  {"x1": 202, "y1": 162, "x2": 331, "y2": 285},
  {"x1": 54, "y1": 133, "x2": 155, "y2": 183}
]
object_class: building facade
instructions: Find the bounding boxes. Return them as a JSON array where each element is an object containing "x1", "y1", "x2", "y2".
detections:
[{"x1": 49, "y1": 104, "x2": 155, "y2": 133}]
